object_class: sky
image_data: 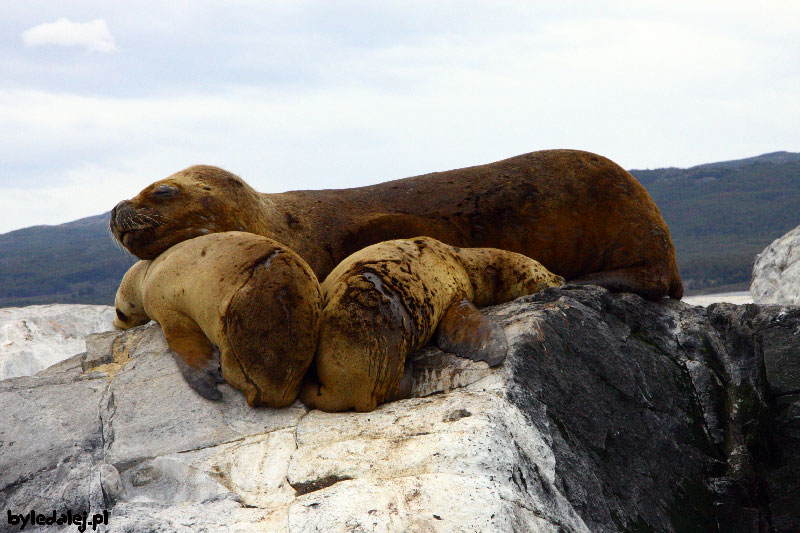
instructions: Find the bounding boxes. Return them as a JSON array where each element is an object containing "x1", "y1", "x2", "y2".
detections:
[{"x1": 1, "y1": 1, "x2": 798, "y2": 234}]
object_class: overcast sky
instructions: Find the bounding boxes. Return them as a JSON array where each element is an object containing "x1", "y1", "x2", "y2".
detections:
[{"x1": 1, "y1": 1, "x2": 798, "y2": 234}]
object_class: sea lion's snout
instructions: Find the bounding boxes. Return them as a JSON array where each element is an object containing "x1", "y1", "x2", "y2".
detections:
[
  {"x1": 111, "y1": 199, "x2": 131, "y2": 219},
  {"x1": 110, "y1": 199, "x2": 144, "y2": 250},
  {"x1": 110, "y1": 200, "x2": 133, "y2": 236},
  {"x1": 110, "y1": 198, "x2": 169, "y2": 257},
  {"x1": 113, "y1": 308, "x2": 129, "y2": 330}
]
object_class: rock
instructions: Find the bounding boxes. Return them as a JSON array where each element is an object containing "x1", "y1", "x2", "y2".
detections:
[
  {"x1": 752, "y1": 224, "x2": 800, "y2": 305},
  {"x1": 1, "y1": 287, "x2": 799, "y2": 532},
  {"x1": 0, "y1": 304, "x2": 115, "y2": 380}
]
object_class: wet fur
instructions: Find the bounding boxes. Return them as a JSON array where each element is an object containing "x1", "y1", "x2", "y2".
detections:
[{"x1": 110, "y1": 149, "x2": 682, "y2": 300}]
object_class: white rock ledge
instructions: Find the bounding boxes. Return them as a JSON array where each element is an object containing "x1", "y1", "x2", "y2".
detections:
[
  {"x1": 0, "y1": 303, "x2": 115, "y2": 380},
  {"x1": 98, "y1": 323, "x2": 587, "y2": 532}
]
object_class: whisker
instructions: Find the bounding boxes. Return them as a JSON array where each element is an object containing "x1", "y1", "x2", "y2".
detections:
[
  {"x1": 146, "y1": 212, "x2": 175, "y2": 223},
  {"x1": 107, "y1": 220, "x2": 131, "y2": 258},
  {"x1": 129, "y1": 213, "x2": 152, "y2": 230},
  {"x1": 138, "y1": 212, "x2": 164, "y2": 228}
]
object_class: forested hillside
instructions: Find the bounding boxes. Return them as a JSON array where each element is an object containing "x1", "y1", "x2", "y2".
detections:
[
  {"x1": 0, "y1": 151, "x2": 798, "y2": 307},
  {"x1": 632, "y1": 151, "x2": 800, "y2": 293},
  {"x1": 0, "y1": 213, "x2": 135, "y2": 307}
]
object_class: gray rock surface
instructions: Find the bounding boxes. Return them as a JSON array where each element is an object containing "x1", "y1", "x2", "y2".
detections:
[
  {"x1": 1, "y1": 287, "x2": 799, "y2": 532},
  {"x1": 752, "y1": 224, "x2": 800, "y2": 305},
  {"x1": 0, "y1": 304, "x2": 115, "y2": 380}
]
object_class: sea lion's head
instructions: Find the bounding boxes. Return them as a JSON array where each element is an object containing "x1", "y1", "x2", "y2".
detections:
[
  {"x1": 113, "y1": 261, "x2": 151, "y2": 330},
  {"x1": 110, "y1": 165, "x2": 259, "y2": 259}
]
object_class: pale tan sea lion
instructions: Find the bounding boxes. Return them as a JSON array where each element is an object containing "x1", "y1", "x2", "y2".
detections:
[
  {"x1": 110, "y1": 149, "x2": 683, "y2": 300},
  {"x1": 301, "y1": 236, "x2": 564, "y2": 412},
  {"x1": 113, "y1": 231, "x2": 322, "y2": 407}
]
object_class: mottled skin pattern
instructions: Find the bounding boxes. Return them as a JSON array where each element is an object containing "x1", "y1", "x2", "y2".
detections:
[
  {"x1": 301, "y1": 237, "x2": 564, "y2": 412},
  {"x1": 113, "y1": 232, "x2": 321, "y2": 408},
  {"x1": 110, "y1": 149, "x2": 683, "y2": 301}
]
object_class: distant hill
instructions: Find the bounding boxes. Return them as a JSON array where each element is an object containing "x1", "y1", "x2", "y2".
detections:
[
  {"x1": 0, "y1": 151, "x2": 798, "y2": 306},
  {"x1": 631, "y1": 151, "x2": 800, "y2": 293},
  {"x1": 0, "y1": 213, "x2": 135, "y2": 307}
]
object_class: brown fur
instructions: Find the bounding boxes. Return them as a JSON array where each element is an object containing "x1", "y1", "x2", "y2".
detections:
[
  {"x1": 110, "y1": 149, "x2": 682, "y2": 300},
  {"x1": 113, "y1": 232, "x2": 321, "y2": 407},
  {"x1": 300, "y1": 237, "x2": 563, "y2": 412}
]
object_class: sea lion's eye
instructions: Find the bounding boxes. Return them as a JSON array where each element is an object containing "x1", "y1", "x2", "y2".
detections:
[{"x1": 151, "y1": 184, "x2": 178, "y2": 199}]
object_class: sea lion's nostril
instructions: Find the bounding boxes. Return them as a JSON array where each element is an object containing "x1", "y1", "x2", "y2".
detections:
[{"x1": 112, "y1": 201, "x2": 130, "y2": 223}]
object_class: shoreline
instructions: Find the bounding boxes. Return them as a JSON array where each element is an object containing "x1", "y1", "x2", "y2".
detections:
[{"x1": 682, "y1": 290, "x2": 753, "y2": 306}]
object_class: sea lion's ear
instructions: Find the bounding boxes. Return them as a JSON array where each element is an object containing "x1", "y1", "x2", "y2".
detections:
[{"x1": 434, "y1": 298, "x2": 508, "y2": 367}]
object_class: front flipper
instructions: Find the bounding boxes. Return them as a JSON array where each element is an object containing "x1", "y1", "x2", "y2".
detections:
[
  {"x1": 160, "y1": 312, "x2": 223, "y2": 401},
  {"x1": 434, "y1": 298, "x2": 508, "y2": 367},
  {"x1": 172, "y1": 350, "x2": 223, "y2": 401}
]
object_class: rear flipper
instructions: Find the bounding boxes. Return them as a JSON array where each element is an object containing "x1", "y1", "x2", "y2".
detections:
[
  {"x1": 434, "y1": 298, "x2": 508, "y2": 367},
  {"x1": 569, "y1": 265, "x2": 677, "y2": 300}
]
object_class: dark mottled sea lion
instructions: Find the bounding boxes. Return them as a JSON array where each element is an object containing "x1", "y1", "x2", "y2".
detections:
[
  {"x1": 110, "y1": 149, "x2": 682, "y2": 300},
  {"x1": 301, "y1": 236, "x2": 564, "y2": 412}
]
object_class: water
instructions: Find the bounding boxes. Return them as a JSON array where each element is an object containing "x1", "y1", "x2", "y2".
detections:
[{"x1": 682, "y1": 291, "x2": 753, "y2": 307}]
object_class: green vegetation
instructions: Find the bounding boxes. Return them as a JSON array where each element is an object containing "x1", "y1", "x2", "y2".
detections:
[
  {"x1": 0, "y1": 151, "x2": 797, "y2": 306},
  {"x1": 0, "y1": 214, "x2": 135, "y2": 307},
  {"x1": 632, "y1": 151, "x2": 800, "y2": 293}
]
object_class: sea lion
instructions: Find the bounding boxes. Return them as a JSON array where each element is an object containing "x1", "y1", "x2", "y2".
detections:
[
  {"x1": 110, "y1": 149, "x2": 683, "y2": 300},
  {"x1": 113, "y1": 231, "x2": 322, "y2": 408},
  {"x1": 301, "y1": 236, "x2": 564, "y2": 412}
]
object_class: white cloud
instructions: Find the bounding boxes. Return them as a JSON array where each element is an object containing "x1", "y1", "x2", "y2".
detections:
[
  {"x1": 1, "y1": 2, "x2": 799, "y2": 234},
  {"x1": 22, "y1": 18, "x2": 117, "y2": 53}
]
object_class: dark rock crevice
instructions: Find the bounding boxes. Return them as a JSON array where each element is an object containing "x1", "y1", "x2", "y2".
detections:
[
  {"x1": 290, "y1": 474, "x2": 354, "y2": 496},
  {"x1": 504, "y1": 286, "x2": 799, "y2": 533}
]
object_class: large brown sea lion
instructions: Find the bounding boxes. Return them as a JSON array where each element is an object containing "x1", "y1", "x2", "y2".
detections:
[
  {"x1": 113, "y1": 231, "x2": 321, "y2": 407},
  {"x1": 110, "y1": 149, "x2": 682, "y2": 300},
  {"x1": 301, "y1": 236, "x2": 564, "y2": 412}
]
